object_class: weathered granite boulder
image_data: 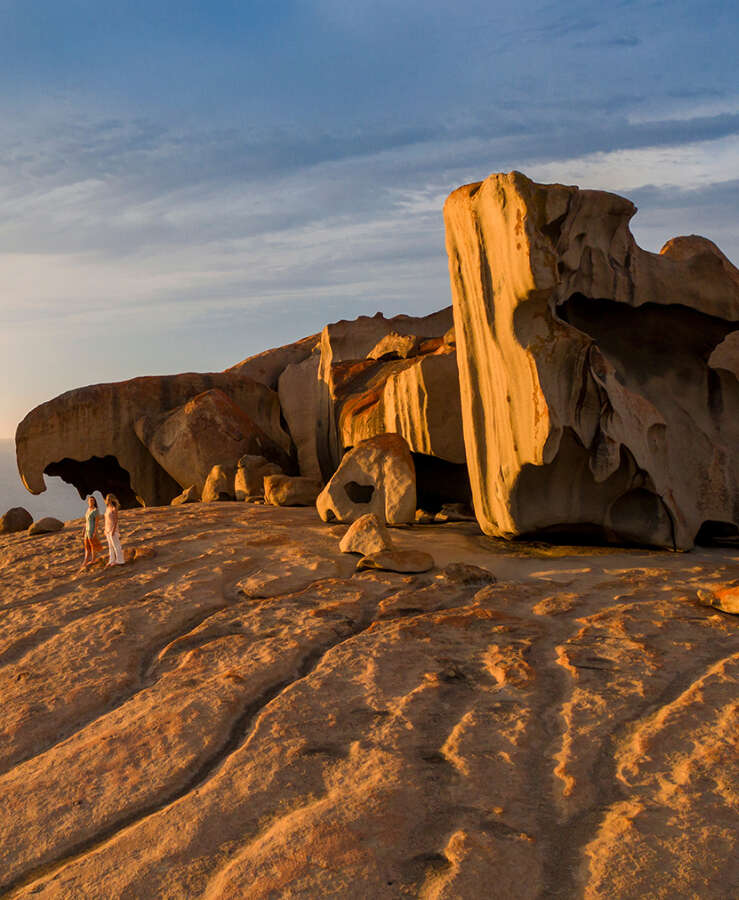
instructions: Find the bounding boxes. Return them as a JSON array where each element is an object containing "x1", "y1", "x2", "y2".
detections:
[
  {"x1": 226, "y1": 333, "x2": 321, "y2": 389},
  {"x1": 264, "y1": 475, "x2": 322, "y2": 507},
  {"x1": 444, "y1": 170, "x2": 739, "y2": 549},
  {"x1": 234, "y1": 456, "x2": 283, "y2": 502},
  {"x1": 339, "y1": 513, "x2": 394, "y2": 555},
  {"x1": 135, "y1": 388, "x2": 291, "y2": 495},
  {"x1": 315, "y1": 309, "x2": 454, "y2": 479},
  {"x1": 28, "y1": 517, "x2": 64, "y2": 535},
  {"x1": 278, "y1": 353, "x2": 323, "y2": 481},
  {"x1": 357, "y1": 549, "x2": 435, "y2": 573},
  {"x1": 0, "y1": 507, "x2": 33, "y2": 534},
  {"x1": 201, "y1": 465, "x2": 236, "y2": 502},
  {"x1": 317, "y1": 434, "x2": 416, "y2": 525},
  {"x1": 171, "y1": 486, "x2": 199, "y2": 506},
  {"x1": 16, "y1": 373, "x2": 291, "y2": 508}
]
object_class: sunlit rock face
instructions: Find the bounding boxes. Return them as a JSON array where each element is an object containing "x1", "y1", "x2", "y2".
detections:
[
  {"x1": 16, "y1": 373, "x2": 291, "y2": 508},
  {"x1": 444, "y1": 171, "x2": 739, "y2": 549}
]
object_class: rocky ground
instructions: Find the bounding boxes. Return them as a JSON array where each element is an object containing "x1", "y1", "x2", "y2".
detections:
[{"x1": 0, "y1": 504, "x2": 737, "y2": 899}]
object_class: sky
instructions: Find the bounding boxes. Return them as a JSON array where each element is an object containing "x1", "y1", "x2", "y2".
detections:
[{"x1": 0, "y1": 0, "x2": 737, "y2": 439}]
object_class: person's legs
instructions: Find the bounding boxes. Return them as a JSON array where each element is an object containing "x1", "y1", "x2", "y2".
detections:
[
  {"x1": 111, "y1": 530, "x2": 125, "y2": 564},
  {"x1": 106, "y1": 532, "x2": 116, "y2": 565}
]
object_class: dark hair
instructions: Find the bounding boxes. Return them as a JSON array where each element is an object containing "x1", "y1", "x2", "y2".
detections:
[{"x1": 87, "y1": 495, "x2": 98, "y2": 509}]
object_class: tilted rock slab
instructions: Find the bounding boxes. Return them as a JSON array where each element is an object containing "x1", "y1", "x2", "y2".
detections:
[
  {"x1": 316, "y1": 433, "x2": 416, "y2": 525},
  {"x1": 16, "y1": 373, "x2": 291, "y2": 508},
  {"x1": 444, "y1": 171, "x2": 739, "y2": 549},
  {"x1": 135, "y1": 388, "x2": 292, "y2": 495}
]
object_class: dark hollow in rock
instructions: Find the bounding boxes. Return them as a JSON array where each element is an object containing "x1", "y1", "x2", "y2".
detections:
[
  {"x1": 44, "y1": 455, "x2": 145, "y2": 509},
  {"x1": 344, "y1": 481, "x2": 375, "y2": 504}
]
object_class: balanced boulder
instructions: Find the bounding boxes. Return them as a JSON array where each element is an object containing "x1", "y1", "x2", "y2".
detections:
[
  {"x1": 0, "y1": 507, "x2": 33, "y2": 534},
  {"x1": 316, "y1": 434, "x2": 416, "y2": 525},
  {"x1": 28, "y1": 517, "x2": 64, "y2": 535},
  {"x1": 264, "y1": 475, "x2": 322, "y2": 507},
  {"x1": 339, "y1": 513, "x2": 394, "y2": 555}
]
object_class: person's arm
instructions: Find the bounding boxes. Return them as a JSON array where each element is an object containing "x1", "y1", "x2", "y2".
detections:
[{"x1": 111, "y1": 508, "x2": 119, "y2": 532}]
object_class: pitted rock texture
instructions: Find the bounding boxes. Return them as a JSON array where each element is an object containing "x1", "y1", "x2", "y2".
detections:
[
  {"x1": 16, "y1": 373, "x2": 291, "y2": 508},
  {"x1": 0, "y1": 506, "x2": 736, "y2": 898},
  {"x1": 444, "y1": 171, "x2": 739, "y2": 549},
  {"x1": 317, "y1": 433, "x2": 417, "y2": 525},
  {"x1": 135, "y1": 388, "x2": 292, "y2": 494}
]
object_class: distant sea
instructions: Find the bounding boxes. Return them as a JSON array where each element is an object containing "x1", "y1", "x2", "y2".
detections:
[{"x1": 0, "y1": 439, "x2": 88, "y2": 523}]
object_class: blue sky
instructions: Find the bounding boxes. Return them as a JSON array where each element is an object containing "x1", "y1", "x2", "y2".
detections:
[{"x1": 1, "y1": 0, "x2": 737, "y2": 438}]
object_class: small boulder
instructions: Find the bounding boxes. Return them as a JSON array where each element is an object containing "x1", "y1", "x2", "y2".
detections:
[
  {"x1": 202, "y1": 465, "x2": 236, "y2": 502},
  {"x1": 339, "y1": 514, "x2": 394, "y2": 555},
  {"x1": 697, "y1": 585, "x2": 739, "y2": 615},
  {"x1": 235, "y1": 455, "x2": 283, "y2": 501},
  {"x1": 264, "y1": 475, "x2": 322, "y2": 507},
  {"x1": 0, "y1": 507, "x2": 33, "y2": 534},
  {"x1": 28, "y1": 517, "x2": 64, "y2": 535},
  {"x1": 438, "y1": 563, "x2": 496, "y2": 586},
  {"x1": 171, "y1": 485, "x2": 199, "y2": 505},
  {"x1": 434, "y1": 502, "x2": 476, "y2": 523},
  {"x1": 317, "y1": 433, "x2": 416, "y2": 525},
  {"x1": 357, "y1": 549, "x2": 435, "y2": 574},
  {"x1": 415, "y1": 509, "x2": 436, "y2": 524}
]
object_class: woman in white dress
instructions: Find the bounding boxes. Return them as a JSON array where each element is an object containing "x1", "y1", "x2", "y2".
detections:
[{"x1": 104, "y1": 494, "x2": 125, "y2": 566}]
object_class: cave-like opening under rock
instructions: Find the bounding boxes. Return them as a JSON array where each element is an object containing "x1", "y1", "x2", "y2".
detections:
[
  {"x1": 412, "y1": 453, "x2": 472, "y2": 514},
  {"x1": 695, "y1": 520, "x2": 739, "y2": 546},
  {"x1": 44, "y1": 456, "x2": 141, "y2": 509}
]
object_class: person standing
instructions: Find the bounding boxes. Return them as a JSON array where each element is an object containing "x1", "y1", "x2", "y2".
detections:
[
  {"x1": 81, "y1": 495, "x2": 101, "y2": 568},
  {"x1": 104, "y1": 494, "x2": 125, "y2": 566}
]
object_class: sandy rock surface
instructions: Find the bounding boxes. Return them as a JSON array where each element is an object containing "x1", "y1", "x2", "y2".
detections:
[{"x1": 0, "y1": 505, "x2": 737, "y2": 899}]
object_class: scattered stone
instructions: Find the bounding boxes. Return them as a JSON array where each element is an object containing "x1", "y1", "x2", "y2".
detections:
[
  {"x1": 697, "y1": 585, "x2": 739, "y2": 615},
  {"x1": 201, "y1": 465, "x2": 236, "y2": 502},
  {"x1": 339, "y1": 514, "x2": 394, "y2": 556},
  {"x1": 317, "y1": 433, "x2": 416, "y2": 525},
  {"x1": 28, "y1": 517, "x2": 64, "y2": 535},
  {"x1": 264, "y1": 475, "x2": 322, "y2": 507},
  {"x1": 434, "y1": 502, "x2": 476, "y2": 523},
  {"x1": 357, "y1": 549, "x2": 435, "y2": 574},
  {"x1": 415, "y1": 509, "x2": 436, "y2": 524},
  {"x1": 437, "y1": 562, "x2": 496, "y2": 586},
  {"x1": 235, "y1": 456, "x2": 283, "y2": 502},
  {"x1": 0, "y1": 507, "x2": 33, "y2": 534},
  {"x1": 171, "y1": 485, "x2": 199, "y2": 506}
]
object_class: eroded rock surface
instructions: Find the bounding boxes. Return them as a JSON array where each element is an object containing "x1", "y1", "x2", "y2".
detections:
[
  {"x1": 135, "y1": 388, "x2": 291, "y2": 494},
  {"x1": 444, "y1": 171, "x2": 739, "y2": 549},
  {"x1": 0, "y1": 506, "x2": 736, "y2": 898},
  {"x1": 16, "y1": 373, "x2": 291, "y2": 508},
  {"x1": 317, "y1": 433, "x2": 417, "y2": 525}
]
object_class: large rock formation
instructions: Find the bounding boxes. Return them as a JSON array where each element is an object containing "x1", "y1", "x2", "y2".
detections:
[
  {"x1": 444, "y1": 171, "x2": 739, "y2": 549},
  {"x1": 16, "y1": 373, "x2": 291, "y2": 508},
  {"x1": 135, "y1": 388, "x2": 292, "y2": 494},
  {"x1": 315, "y1": 309, "x2": 455, "y2": 479}
]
